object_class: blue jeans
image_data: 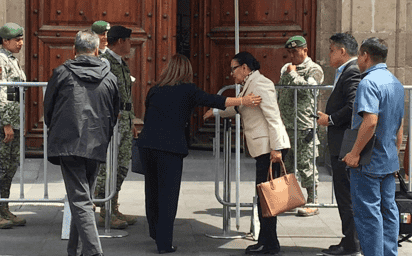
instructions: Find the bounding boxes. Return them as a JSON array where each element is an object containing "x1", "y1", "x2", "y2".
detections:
[{"x1": 350, "y1": 168, "x2": 399, "y2": 256}]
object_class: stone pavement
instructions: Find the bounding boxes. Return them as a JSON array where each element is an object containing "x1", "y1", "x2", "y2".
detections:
[{"x1": 1, "y1": 149, "x2": 411, "y2": 256}]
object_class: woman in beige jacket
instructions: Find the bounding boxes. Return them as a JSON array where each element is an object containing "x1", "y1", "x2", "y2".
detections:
[{"x1": 204, "y1": 51, "x2": 290, "y2": 255}]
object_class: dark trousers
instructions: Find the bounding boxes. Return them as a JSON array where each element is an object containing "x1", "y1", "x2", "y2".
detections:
[
  {"x1": 330, "y1": 155, "x2": 360, "y2": 251},
  {"x1": 60, "y1": 156, "x2": 102, "y2": 256},
  {"x1": 255, "y1": 149, "x2": 287, "y2": 249},
  {"x1": 140, "y1": 147, "x2": 184, "y2": 251}
]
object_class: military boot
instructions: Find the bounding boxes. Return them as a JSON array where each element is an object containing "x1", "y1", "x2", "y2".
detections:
[
  {"x1": 0, "y1": 202, "x2": 26, "y2": 226},
  {"x1": 112, "y1": 193, "x2": 138, "y2": 225},
  {"x1": 98, "y1": 206, "x2": 128, "y2": 229},
  {"x1": 0, "y1": 216, "x2": 13, "y2": 229},
  {"x1": 296, "y1": 186, "x2": 319, "y2": 217}
]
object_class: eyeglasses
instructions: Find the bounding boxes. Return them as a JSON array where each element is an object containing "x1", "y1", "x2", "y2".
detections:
[{"x1": 230, "y1": 65, "x2": 241, "y2": 73}]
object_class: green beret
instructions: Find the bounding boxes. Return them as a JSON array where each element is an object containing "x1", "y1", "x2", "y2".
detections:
[
  {"x1": 107, "y1": 25, "x2": 132, "y2": 39},
  {"x1": 0, "y1": 23, "x2": 24, "y2": 40},
  {"x1": 285, "y1": 35, "x2": 307, "y2": 49},
  {"x1": 91, "y1": 20, "x2": 110, "y2": 35}
]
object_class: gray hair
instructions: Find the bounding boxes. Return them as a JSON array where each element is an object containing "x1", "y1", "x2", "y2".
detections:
[{"x1": 74, "y1": 29, "x2": 99, "y2": 54}]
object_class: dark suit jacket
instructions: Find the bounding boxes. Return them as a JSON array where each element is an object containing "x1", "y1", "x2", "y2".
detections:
[
  {"x1": 137, "y1": 83, "x2": 227, "y2": 156},
  {"x1": 326, "y1": 59, "x2": 360, "y2": 156}
]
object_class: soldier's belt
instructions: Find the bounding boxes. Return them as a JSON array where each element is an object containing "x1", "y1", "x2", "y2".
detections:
[{"x1": 120, "y1": 102, "x2": 132, "y2": 111}]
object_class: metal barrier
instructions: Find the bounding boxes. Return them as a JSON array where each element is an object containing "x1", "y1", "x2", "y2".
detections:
[
  {"x1": 0, "y1": 82, "x2": 125, "y2": 238},
  {"x1": 206, "y1": 84, "x2": 250, "y2": 239},
  {"x1": 2, "y1": 82, "x2": 411, "y2": 240},
  {"x1": 207, "y1": 84, "x2": 412, "y2": 240}
]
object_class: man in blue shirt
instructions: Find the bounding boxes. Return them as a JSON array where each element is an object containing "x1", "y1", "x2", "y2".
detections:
[{"x1": 343, "y1": 37, "x2": 404, "y2": 256}]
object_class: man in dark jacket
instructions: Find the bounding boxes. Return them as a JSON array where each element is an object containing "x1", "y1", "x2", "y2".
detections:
[
  {"x1": 317, "y1": 32, "x2": 361, "y2": 256},
  {"x1": 44, "y1": 29, "x2": 119, "y2": 256}
]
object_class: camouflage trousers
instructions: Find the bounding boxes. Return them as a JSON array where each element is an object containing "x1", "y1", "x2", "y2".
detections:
[
  {"x1": 284, "y1": 129, "x2": 319, "y2": 189},
  {"x1": 95, "y1": 117, "x2": 133, "y2": 200},
  {"x1": 0, "y1": 129, "x2": 20, "y2": 201}
]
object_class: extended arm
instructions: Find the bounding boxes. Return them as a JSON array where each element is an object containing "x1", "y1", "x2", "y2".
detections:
[{"x1": 203, "y1": 93, "x2": 261, "y2": 120}]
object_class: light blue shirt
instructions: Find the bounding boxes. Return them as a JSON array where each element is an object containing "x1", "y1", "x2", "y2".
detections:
[{"x1": 351, "y1": 63, "x2": 404, "y2": 175}]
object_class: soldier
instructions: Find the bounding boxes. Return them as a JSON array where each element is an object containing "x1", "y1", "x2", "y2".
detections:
[
  {"x1": 94, "y1": 25, "x2": 138, "y2": 229},
  {"x1": 0, "y1": 22, "x2": 27, "y2": 229},
  {"x1": 278, "y1": 35, "x2": 324, "y2": 217},
  {"x1": 91, "y1": 20, "x2": 110, "y2": 54}
]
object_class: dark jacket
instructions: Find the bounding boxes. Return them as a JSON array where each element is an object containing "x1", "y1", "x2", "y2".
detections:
[
  {"x1": 325, "y1": 59, "x2": 360, "y2": 155},
  {"x1": 137, "y1": 83, "x2": 227, "y2": 156},
  {"x1": 44, "y1": 55, "x2": 120, "y2": 165}
]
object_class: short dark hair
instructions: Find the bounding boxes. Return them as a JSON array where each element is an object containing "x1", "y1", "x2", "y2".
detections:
[
  {"x1": 329, "y1": 32, "x2": 358, "y2": 56},
  {"x1": 359, "y1": 37, "x2": 388, "y2": 63},
  {"x1": 233, "y1": 51, "x2": 260, "y2": 71}
]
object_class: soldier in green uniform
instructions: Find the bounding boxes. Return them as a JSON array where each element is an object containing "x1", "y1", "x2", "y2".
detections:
[
  {"x1": 91, "y1": 20, "x2": 110, "y2": 55},
  {"x1": 94, "y1": 25, "x2": 138, "y2": 229},
  {"x1": 0, "y1": 22, "x2": 27, "y2": 228},
  {"x1": 278, "y1": 36, "x2": 324, "y2": 217}
]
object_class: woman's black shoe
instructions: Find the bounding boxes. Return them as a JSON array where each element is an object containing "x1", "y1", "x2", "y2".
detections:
[
  {"x1": 158, "y1": 246, "x2": 177, "y2": 254},
  {"x1": 245, "y1": 243, "x2": 280, "y2": 255}
]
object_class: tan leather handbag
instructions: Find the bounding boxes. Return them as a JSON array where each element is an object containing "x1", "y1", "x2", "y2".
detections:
[{"x1": 257, "y1": 160, "x2": 306, "y2": 217}]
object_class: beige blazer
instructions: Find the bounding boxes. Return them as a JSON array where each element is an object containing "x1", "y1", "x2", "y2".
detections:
[{"x1": 219, "y1": 71, "x2": 290, "y2": 158}]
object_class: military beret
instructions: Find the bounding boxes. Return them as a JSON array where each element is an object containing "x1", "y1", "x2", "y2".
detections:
[
  {"x1": 107, "y1": 25, "x2": 132, "y2": 39},
  {"x1": 0, "y1": 23, "x2": 24, "y2": 40},
  {"x1": 91, "y1": 20, "x2": 110, "y2": 35},
  {"x1": 285, "y1": 35, "x2": 307, "y2": 49}
]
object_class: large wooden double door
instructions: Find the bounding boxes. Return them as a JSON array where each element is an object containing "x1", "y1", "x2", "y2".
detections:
[{"x1": 25, "y1": 0, "x2": 316, "y2": 150}]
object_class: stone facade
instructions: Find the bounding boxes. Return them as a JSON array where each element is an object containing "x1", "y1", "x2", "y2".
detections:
[{"x1": 316, "y1": 0, "x2": 412, "y2": 166}]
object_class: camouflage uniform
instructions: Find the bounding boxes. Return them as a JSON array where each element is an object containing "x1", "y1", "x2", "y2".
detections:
[
  {"x1": 278, "y1": 57, "x2": 324, "y2": 202},
  {"x1": 0, "y1": 47, "x2": 26, "y2": 200},
  {"x1": 95, "y1": 49, "x2": 134, "y2": 204}
]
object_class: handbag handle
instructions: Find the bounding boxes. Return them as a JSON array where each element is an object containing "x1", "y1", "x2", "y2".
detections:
[{"x1": 267, "y1": 159, "x2": 288, "y2": 182}]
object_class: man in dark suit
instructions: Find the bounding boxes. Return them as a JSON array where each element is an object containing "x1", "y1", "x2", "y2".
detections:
[{"x1": 317, "y1": 33, "x2": 361, "y2": 256}]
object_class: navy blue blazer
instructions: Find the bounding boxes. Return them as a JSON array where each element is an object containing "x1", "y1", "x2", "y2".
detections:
[{"x1": 137, "y1": 83, "x2": 227, "y2": 156}]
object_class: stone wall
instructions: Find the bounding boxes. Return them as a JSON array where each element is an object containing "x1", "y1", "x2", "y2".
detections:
[
  {"x1": 0, "y1": 0, "x2": 26, "y2": 70},
  {"x1": 316, "y1": 0, "x2": 412, "y2": 166}
]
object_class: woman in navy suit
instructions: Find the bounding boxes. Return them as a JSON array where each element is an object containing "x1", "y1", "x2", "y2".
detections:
[{"x1": 137, "y1": 54, "x2": 261, "y2": 254}]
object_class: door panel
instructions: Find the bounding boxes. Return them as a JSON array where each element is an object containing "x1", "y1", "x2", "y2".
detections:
[
  {"x1": 189, "y1": 0, "x2": 317, "y2": 145},
  {"x1": 26, "y1": 0, "x2": 166, "y2": 152}
]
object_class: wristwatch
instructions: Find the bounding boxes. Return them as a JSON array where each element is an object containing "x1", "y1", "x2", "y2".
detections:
[{"x1": 328, "y1": 115, "x2": 334, "y2": 126}]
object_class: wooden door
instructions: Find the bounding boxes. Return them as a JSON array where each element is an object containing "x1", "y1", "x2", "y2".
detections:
[
  {"x1": 25, "y1": 0, "x2": 176, "y2": 152},
  {"x1": 189, "y1": 0, "x2": 317, "y2": 145}
]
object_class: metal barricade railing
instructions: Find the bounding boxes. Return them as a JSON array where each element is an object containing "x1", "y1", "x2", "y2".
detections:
[
  {"x1": 207, "y1": 83, "x2": 412, "y2": 240},
  {"x1": 206, "y1": 84, "x2": 250, "y2": 239},
  {"x1": 277, "y1": 84, "x2": 338, "y2": 208},
  {"x1": 0, "y1": 82, "x2": 124, "y2": 238}
]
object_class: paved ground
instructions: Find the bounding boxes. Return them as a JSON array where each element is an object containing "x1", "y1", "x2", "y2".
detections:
[{"x1": 1, "y1": 149, "x2": 412, "y2": 256}]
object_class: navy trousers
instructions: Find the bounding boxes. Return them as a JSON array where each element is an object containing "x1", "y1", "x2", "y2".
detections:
[{"x1": 140, "y1": 147, "x2": 184, "y2": 251}]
